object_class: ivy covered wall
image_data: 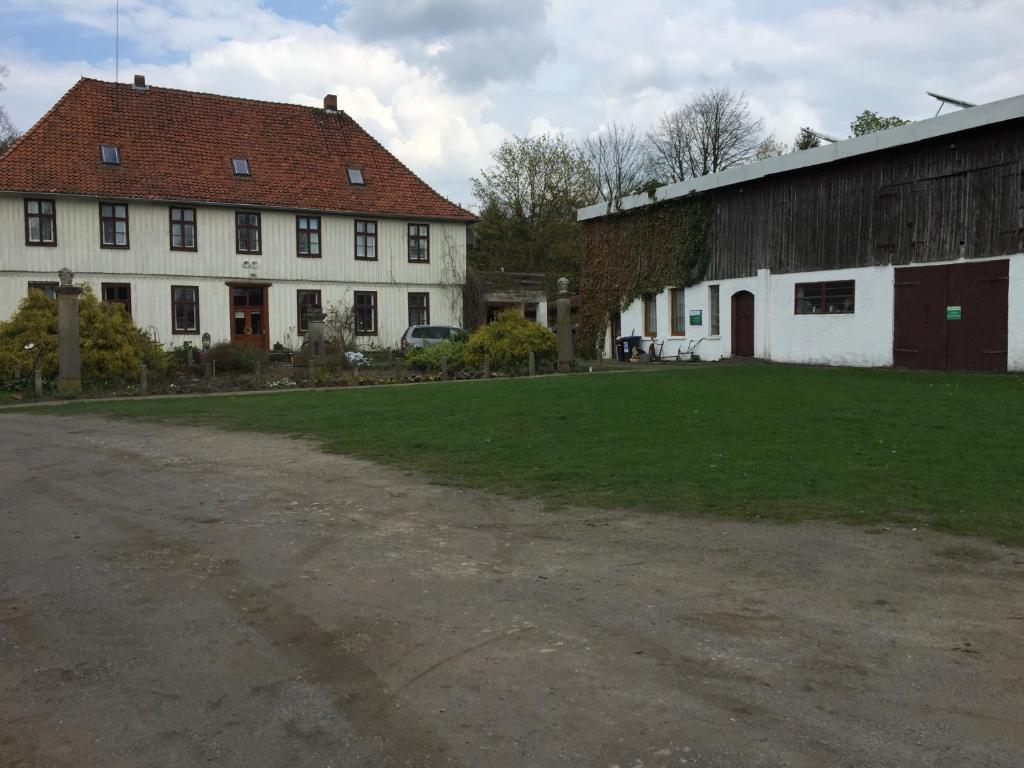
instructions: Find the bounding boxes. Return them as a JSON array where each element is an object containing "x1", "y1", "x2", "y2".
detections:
[{"x1": 576, "y1": 195, "x2": 713, "y2": 354}]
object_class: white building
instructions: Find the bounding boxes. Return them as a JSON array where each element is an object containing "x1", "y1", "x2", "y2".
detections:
[
  {"x1": 579, "y1": 93, "x2": 1024, "y2": 372},
  {"x1": 0, "y1": 76, "x2": 473, "y2": 351}
]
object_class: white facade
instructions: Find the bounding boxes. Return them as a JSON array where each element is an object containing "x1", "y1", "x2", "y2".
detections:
[
  {"x1": 0, "y1": 194, "x2": 467, "y2": 350},
  {"x1": 608, "y1": 254, "x2": 1024, "y2": 372}
]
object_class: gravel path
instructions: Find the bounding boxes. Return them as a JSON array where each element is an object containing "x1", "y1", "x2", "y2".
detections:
[{"x1": 1, "y1": 413, "x2": 1022, "y2": 767}]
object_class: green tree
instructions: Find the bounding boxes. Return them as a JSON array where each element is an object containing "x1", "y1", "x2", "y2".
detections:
[
  {"x1": 464, "y1": 310, "x2": 557, "y2": 370},
  {"x1": 469, "y1": 134, "x2": 596, "y2": 291},
  {"x1": 0, "y1": 65, "x2": 19, "y2": 155},
  {"x1": 850, "y1": 109, "x2": 910, "y2": 136},
  {"x1": 793, "y1": 127, "x2": 821, "y2": 151},
  {"x1": 0, "y1": 287, "x2": 166, "y2": 384}
]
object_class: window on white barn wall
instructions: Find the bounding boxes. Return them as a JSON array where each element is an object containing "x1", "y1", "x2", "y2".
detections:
[
  {"x1": 671, "y1": 288, "x2": 686, "y2": 336},
  {"x1": 795, "y1": 280, "x2": 855, "y2": 314},
  {"x1": 708, "y1": 285, "x2": 720, "y2": 336},
  {"x1": 644, "y1": 295, "x2": 657, "y2": 337}
]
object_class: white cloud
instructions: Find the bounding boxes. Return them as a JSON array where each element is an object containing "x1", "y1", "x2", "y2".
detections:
[{"x1": 2, "y1": 0, "x2": 1024, "y2": 204}]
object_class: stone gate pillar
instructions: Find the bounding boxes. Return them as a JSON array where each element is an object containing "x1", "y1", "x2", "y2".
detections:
[
  {"x1": 306, "y1": 306, "x2": 326, "y2": 358},
  {"x1": 556, "y1": 276, "x2": 572, "y2": 373},
  {"x1": 55, "y1": 267, "x2": 83, "y2": 394}
]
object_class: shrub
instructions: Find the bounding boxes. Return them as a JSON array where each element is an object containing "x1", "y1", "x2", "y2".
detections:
[
  {"x1": 404, "y1": 340, "x2": 467, "y2": 371},
  {"x1": 0, "y1": 286, "x2": 166, "y2": 384},
  {"x1": 464, "y1": 311, "x2": 557, "y2": 370},
  {"x1": 202, "y1": 342, "x2": 268, "y2": 373}
]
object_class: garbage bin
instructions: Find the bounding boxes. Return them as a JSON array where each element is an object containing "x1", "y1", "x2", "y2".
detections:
[{"x1": 617, "y1": 335, "x2": 642, "y2": 362}]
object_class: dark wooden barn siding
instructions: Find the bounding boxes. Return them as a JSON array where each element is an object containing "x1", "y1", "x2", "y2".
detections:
[{"x1": 706, "y1": 119, "x2": 1024, "y2": 280}]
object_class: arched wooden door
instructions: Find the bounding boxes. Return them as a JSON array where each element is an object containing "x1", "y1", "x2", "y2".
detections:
[{"x1": 731, "y1": 291, "x2": 754, "y2": 357}]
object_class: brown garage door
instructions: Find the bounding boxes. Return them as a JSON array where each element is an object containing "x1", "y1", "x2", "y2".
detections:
[{"x1": 894, "y1": 260, "x2": 1008, "y2": 372}]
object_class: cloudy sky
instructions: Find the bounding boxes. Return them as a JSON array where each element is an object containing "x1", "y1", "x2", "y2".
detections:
[{"x1": 2, "y1": 0, "x2": 1023, "y2": 208}]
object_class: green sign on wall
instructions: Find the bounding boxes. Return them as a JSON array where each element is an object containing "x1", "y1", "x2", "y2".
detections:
[
  {"x1": 947, "y1": 306, "x2": 962, "y2": 321},
  {"x1": 689, "y1": 309, "x2": 703, "y2": 325}
]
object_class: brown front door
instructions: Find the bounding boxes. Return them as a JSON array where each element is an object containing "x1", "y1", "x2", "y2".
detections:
[
  {"x1": 894, "y1": 260, "x2": 1008, "y2": 372},
  {"x1": 731, "y1": 291, "x2": 754, "y2": 357},
  {"x1": 230, "y1": 285, "x2": 269, "y2": 350}
]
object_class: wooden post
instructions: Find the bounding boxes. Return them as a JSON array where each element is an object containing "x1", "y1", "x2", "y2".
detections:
[
  {"x1": 483, "y1": 354, "x2": 490, "y2": 378},
  {"x1": 140, "y1": 363, "x2": 148, "y2": 395},
  {"x1": 204, "y1": 362, "x2": 212, "y2": 379},
  {"x1": 33, "y1": 366, "x2": 43, "y2": 398},
  {"x1": 254, "y1": 361, "x2": 263, "y2": 388},
  {"x1": 528, "y1": 350, "x2": 536, "y2": 376},
  {"x1": 308, "y1": 358, "x2": 316, "y2": 386},
  {"x1": 440, "y1": 357, "x2": 448, "y2": 381},
  {"x1": 394, "y1": 358, "x2": 403, "y2": 383}
]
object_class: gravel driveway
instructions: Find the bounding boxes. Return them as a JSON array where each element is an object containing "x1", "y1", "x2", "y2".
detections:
[{"x1": 1, "y1": 413, "x2": 1022, "y2": 767}]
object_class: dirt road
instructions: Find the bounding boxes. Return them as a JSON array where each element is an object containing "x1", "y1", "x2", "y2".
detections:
[{"x1": 1, "y1": 413, "x2": 1022, "y2": 767}]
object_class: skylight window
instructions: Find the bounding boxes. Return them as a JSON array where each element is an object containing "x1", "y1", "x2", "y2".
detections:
[
  {"x1": 100, "y1": 144, "x2": 120, "y2": 165},
  {"x1": 232, "y1": 158, "x2": 251, "y2": 176},
  {"x1": 347, "y1": 168, "x2": 365, "y2": 185}
]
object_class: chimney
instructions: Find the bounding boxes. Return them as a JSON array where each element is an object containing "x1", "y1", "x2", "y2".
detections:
[
  {"x1": 323, "y1": 94, "x2": 338, "y2": 112},
  {"x1": 132, "y1": 74, "x2": 148, "y2": 91}
]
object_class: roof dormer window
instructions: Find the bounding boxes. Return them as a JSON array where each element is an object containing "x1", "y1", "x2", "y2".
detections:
[
  {"x1": 232, "y1": 158, "x2": 251, "y2": 176},
  {"x1": 347, "y1": 168, "x2": 365, "y2": 185},
  {"x1": 100, "y1": 144, "x2": 120, "y2": 165}
]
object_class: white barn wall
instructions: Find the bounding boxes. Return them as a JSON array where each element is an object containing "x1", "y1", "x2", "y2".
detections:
[
  {"x1": 766, "y1": 266, "x2": 895, "y2": 367},
  {"x1": 609, "y1": 257, "x2": 1024, "y2": 371},
  {"x1": 1008, "y1": 257, "x2": 1024, "y2": 371},
  {"x1": 0, "y1": 194, "x2": 466, "y2": 349}
]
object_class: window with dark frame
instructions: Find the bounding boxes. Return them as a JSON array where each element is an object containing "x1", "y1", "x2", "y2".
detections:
[
  {"x1": 408, "y1": 223, "x2": 429, "y2": 262},
  {"x1": 235, "y1": 211, "x2": 261, "y2": 253},
  {"x1": 296, "y1": 289, "x2": 322, "y2": 335},
  {"x1": 643, "y1": 295, "x2": 657, "y2": 337},
  {"x1": 296, "y1": 216, "x2": 321, "y2": 257},
  {"x1": 794, "y1": 280, "x2": 855, "y2": 315},
  {"x1": 99, "y1": 203, "x2": 129, "y2": 248},
  {"x1": 27, "y1": 281, "x2": 59, "y2": 299},
  {"x1": 171, "y1": 286, "x2": 200, "y2": 333},
  {"x1": 101, "y1": 283, "x2": 132, "y2": 316},
  {"x1": 708, "y1": 285, "x2": 720, "y2": 336},
  {"x1": 100, "y1": 144, "x2": 120, "y2": 165},
  {"x1": 670, "y1": 288, "x2": 686, "y2": 336},
  {"x1": 170, "y1": 207, "x2": 197, "y2": 251},
  {"x1": 408, "y1": 292, "x2": 430, "y2": 326},
  {"x1": 354, "y1": 291, "x2": 377, "y2": 335},
  {"x1": 25, "y1": 199, "x2": 56, "y2": 245},
  {"x1": 232, "y1": 158, "x2": 251, "y2": 176},
  {"x1": 355, "y1": 220, "x2": 377, "y2": 260}
]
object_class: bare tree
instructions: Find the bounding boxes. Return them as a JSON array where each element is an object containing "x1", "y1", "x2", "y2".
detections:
[
  {"x1": 0, "y1": 65, "x2": 19, "y2": 155},
  {"x1": 646, "y1": 109, "x2": 689, "y2": 183},
  {"x1": 754, "y1": 134, "x2": 788, "y2": 160},
  {"x1": 648, "y1": 88, "x2": 764, "y2": 181},
  {"x1": 582, "y1": 122, "x2": 651, "y2": 202}
]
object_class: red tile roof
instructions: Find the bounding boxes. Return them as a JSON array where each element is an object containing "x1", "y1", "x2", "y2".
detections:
[{"x1": 0, "y1": 78, "x2": 475, "y2": 221}]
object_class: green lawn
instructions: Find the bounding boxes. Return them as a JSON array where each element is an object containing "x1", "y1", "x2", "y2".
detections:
[{"x1": 32, "y1": 365, "x2": 1024, "y2": 543}]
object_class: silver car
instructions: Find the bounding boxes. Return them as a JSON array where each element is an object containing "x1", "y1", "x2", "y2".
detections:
[{"x1": 400, "y1": 325, "x2": 468, "y2": 351}]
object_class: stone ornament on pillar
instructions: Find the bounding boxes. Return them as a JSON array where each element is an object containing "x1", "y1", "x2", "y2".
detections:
[{"x1": 55, "y1": 267, "x2": 84, "y2": 393}]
